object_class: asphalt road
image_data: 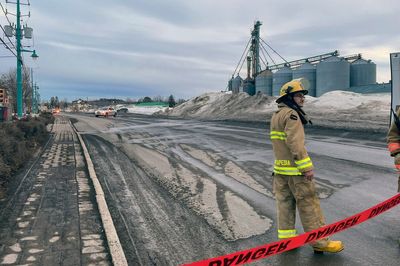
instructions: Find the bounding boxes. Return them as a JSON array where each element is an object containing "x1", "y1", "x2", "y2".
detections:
[{"x1": 68, "y1": 113, "x2": 400, "y2": 266}]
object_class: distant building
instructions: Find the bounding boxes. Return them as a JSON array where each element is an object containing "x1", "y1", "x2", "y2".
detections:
[{"x1": 71, "y1": 99, "x2": 91, "y2": 112}]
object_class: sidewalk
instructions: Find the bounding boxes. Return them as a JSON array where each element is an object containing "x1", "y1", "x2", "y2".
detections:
[{"x1": 0, "y1": 117, "x2": 112, "y2": 265}]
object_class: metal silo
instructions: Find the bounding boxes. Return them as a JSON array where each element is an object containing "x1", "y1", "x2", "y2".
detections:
[
  {"x1": 293, "y1": 62, "x2": 316, "y2": 97},
  {"x1": 272, "y1": 66, "x2": 292, "y2": 96},
  {"x1": 232, "y1": 75, "x2": 243, "y2": 94},
  {"x1": 316, "y1": 56, "x2": 350, "y2": 97},
  {"x1": 228, "y1": 77, "x2": 233, "y2": 91},
  {"x1": 243, "y1": 78, "x2": 256, "y2": 96},
  {"x1": 350, "y1": 58, "x2": 376, "y2": 87},
  {"x1": 255, "y1": 69, "x2": 273, "y2": 95}
]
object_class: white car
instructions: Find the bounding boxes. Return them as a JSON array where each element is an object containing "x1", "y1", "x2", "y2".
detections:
[{"x1": 95, "y1": 107, "x2": 117, "y2": 117}]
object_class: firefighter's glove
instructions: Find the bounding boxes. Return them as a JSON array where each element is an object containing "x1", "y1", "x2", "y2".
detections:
[{"x1": 303, "y1": 170, "x2": 314, "y2": 181}]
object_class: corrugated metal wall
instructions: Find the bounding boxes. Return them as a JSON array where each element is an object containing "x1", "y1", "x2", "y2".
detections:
[
  {"x1": 316, "y1": 56, "x2": 350, "y2": 97},
  {"x1": 255, "y1": 70, "x2": 273, "y2": 95},
  {"x1": 293, "y1": 62, "x2": 316, "y2": 97},
  {"x1": 272, "y1": 66, "x2": 292, "y2": 96},
  {"x1": 350, "y1": 59, "x2": 376, "y2": 87}
]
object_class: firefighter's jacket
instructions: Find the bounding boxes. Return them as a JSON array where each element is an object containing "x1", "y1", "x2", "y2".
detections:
[
  {"x1": 270, "y1": 103, "x2": 313, "y2": 175},
  {"x1": 387, "y1": 108, "x2": 400, "y2": 169}
]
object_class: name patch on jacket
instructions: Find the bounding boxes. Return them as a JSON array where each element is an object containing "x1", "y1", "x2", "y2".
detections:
[
  {"x1": 275, "y1": 160, "x2": 291, "y2": 166},
  {"x1": 290, "y1": 114, "x2": 298, "y2": 120}
]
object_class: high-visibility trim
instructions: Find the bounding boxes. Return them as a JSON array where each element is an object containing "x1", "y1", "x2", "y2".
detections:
[
  {"x1": 270, "y1": 131, "x2": 287, "y2": 141},
  {"x1": 273, "y1": 170, "x2": 302, "y2": 176},
  {"x1": 274, "y1": 166, "x2": 298, "y2": 171},
  {"x1": 278, "y1": 229, "x2": 297, "y2": 239},
  {"x1": 295, "y1": 157, "x2": 311, "y2": 165},
  {"x1": 273, "y1": 166, "x2": 302, "y2": 176},
  {"x1": 271, "y1": 131, "x2": 286, "y2": 136},
  {"x1": 388, "y1": 142, "x2": 400, "y2": 152},
  {"x1": 295, "y1": 157, "x2": 313, "y2": 170},
  {"x1": 270, "y1": 136, "x2": 286, "y2": 140},
  {"x1": 297, "y1": 162, "x2": 313, "y2": 170}
]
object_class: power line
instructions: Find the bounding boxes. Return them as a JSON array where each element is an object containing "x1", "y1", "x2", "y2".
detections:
[
  {"x1": 0, "y1": 2, "x2": 17, "y2": 51},
  {"x1": 0, "y1": 2, "x2": 12, "y2": 25},
  {"x1": 0, "y1": 24, "x2": 17, "y2": 50},
  {"x1": 0, "y1": 36, "x2": 17, "y2": 58}
]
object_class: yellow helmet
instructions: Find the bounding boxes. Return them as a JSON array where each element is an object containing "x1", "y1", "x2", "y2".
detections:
[{"x1": 276, "y1": 78, "x2": 310, "y2": 103}]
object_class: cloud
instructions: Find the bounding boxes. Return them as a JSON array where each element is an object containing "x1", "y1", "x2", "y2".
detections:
[{"x1": 0, "y1": 0, "x2": 398, "y2": 101}]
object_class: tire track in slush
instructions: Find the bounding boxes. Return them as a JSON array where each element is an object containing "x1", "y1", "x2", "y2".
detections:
[{"x1": 83, "y1": 135, "x2": 232, "y2": 265}]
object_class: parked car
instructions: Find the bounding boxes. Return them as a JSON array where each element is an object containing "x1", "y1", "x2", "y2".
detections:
[
  {"x1": 95, "y1": 107, "x2": 117, "y2": 117},
  {"x1": 116, "y1": 107, "x2": 128, "y2": 113}
]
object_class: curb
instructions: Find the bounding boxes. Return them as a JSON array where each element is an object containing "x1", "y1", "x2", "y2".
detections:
[{"x1": 70, "y1": 121, "x2": 128, "y2": 266}]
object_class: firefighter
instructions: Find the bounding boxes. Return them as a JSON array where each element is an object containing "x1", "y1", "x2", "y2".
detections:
[
  {"x1": 387, "y1": 108, "x2": 400, "y2": 246},
  {"x1": 270, "y1": 78, "x2": 344, "y2": 253},
  {"x1": 386, "y1": 108, "x2": 400, "y2": 193}
]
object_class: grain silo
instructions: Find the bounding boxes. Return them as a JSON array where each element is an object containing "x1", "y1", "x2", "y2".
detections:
[
  {"x1": 350, "y1": 58, "x2": 376, "y2": 87},
  {"x1": 293, "y1": 62, "x2": 316, "y2": 97},
  {"x1": 232, "y1": 75, "x2": 243, "y2": 93},
  {"x1": 243, "y1": 78, "x2": 256, "y2": 95},
  {"x1": 316, "y1": 56, "x2": 350, "y2": 97},
  {"x1": 228, "y1": 77, "x2": 233, "y2": 91},
  {"x1": 255, "y1": 69, "x2": 273, "y2": 95},
  {"x1": 272, "y1": 66, "x2": 292, "y2": 96}
]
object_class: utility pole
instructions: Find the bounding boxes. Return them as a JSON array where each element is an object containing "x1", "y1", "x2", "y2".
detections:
[
  {"x1": 6, "y1": 0, "x2": 38, "y2": 118},
  {"x1": 16, "y1": 0, "x2": 22, "y2": 118},
  {"x1": 35, "y1": 83, "x2": 40, "y2": 113},
  {"x1": 31, "y1": 67, "x2": 35, "y2": 114}
]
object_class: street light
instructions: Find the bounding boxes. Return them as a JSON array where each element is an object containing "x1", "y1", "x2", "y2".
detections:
[
  {"x1": 17, "y1": 49, "x2": 38, "y2": 119},
  {"x1": 14, "y1": 0, "x2": 38, "y2": 119},
  {"x1": 31, "y1": 50, "x2": 39, "y2": 60}
]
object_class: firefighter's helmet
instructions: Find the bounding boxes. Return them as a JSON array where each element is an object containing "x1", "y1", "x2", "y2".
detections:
[{"x1": 276, "y1": 78, "x2": 310, "y2": 103}]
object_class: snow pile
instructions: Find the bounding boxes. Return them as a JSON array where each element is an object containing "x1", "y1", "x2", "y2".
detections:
[
  {"x1": 127, "y1": 105, "x2": 169, "y2": 115},
  {"x1": 161, "y1": 92, "x2": 277, "y2": 121},
  {"x1": 158, "y1": 91, "x2": 391, "y2": 131},
  {"x1": 306, "y1": 91, "x2": 390, "y2": 112}
]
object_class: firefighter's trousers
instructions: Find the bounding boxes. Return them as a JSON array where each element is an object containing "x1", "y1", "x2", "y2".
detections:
[{"x1": 273, "y1": 174, "x2": 328, "y2": 247}]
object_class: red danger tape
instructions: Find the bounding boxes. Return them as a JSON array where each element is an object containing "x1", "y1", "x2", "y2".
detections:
[{"x1": 183, "y1": 193, "x2": 400, "y2": 266}]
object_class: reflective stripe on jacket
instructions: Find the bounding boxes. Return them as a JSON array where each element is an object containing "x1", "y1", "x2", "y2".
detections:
[{"x1": 270, "y1": 103, "x2": 313, "y2": 175}]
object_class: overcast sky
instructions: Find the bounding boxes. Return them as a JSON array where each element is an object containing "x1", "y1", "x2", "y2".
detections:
[{"x1": 0, "y1": 0, "x2": 399, "y2": 101}]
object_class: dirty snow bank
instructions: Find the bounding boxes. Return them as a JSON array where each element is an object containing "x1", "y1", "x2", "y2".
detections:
[
  {"x1": 127, "y1": 106, "x2": 168, "y2": 115},
  {"x1": 158, "y1": 91, "x2": 391, "y2": 131}
]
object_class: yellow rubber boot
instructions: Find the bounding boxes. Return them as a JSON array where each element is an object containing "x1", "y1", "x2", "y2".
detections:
[{"x1": 313, "y1": 240, "x2": 344, "y2": 254}]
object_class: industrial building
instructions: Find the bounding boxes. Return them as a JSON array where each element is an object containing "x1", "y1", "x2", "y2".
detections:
[{"x1": 228, "y1": 21, "x2": 390, "y2": 97}]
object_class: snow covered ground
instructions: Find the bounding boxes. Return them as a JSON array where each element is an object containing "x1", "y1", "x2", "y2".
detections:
[
  {"x1": 126, "y1": 105, "x2": 169, "y2": 115},
  {"x1": 157, "y1": 91, "x2": 391, "y2": 132}
]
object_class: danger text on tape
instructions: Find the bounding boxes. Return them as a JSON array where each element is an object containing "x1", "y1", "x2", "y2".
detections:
[{"x1": 183, "y1": 193, "x2": 400, "y2": 266}]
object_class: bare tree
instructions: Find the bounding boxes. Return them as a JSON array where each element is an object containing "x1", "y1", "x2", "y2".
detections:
[
  {"x1": 153, "y1": 95, "x2": 163, "y2": 102},
  {"x1": 0, "y1": 67, "x2": 32, "y2": 113}
]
